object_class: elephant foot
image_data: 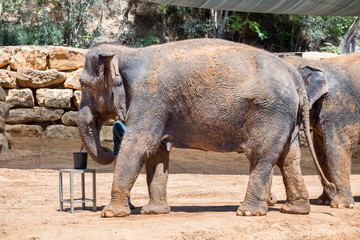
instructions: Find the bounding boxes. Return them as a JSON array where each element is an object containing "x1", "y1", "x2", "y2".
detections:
[
  {"x1": 267, "y1": 193, "x2": 277, "y2": 206},
  {"x1": 317, "y1": 192, "x2": 355, "y2": 208},
  {"x1": 316, "y1": 192, "x2": 331, "y2": 205},
  {"x1": 330, "y1": 197, "x2": 355, "y2": 209},
  {"x1": 140, "y1": 202, "x2": 170, "y2": 215},
  {"x1": 236, "y1": 203, "x2": 268, "y2": 216},
  {"x1": 280, "y1": 200, "x2": 310, "y2": 214},
  {"x1": 101, "y1": 202, "x2": 131, "y2": 218}
]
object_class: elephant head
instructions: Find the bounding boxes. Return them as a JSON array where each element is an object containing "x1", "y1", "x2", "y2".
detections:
[
  {"x1": 77, "y1": 51, "x2": 127, "y2": 165},
  {"x1": 299, "y1": 65, "x2": 328, "y2": 108},
  {"x1": 285, "y1": 57, "x2": 328, "y2": 108}
]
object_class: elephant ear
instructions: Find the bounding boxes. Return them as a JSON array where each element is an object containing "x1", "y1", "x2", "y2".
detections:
[
  {"x1": 98, "y1": 52, "x2": 127, "y2": 121},
  {"x1": 300, "y1": 65, "x2": 328, "y2": 109},
  {"x1": 112, "y1": 75, "x2": 127, "y2": 122},
  {"x1": 98, "y1": 52, "x2": 116, "y2": 96}
]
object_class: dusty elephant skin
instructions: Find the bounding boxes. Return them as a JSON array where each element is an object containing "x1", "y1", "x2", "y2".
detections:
[
  {"x1": 284, "y1": 54, "x2": 360, "y2": 209},
  {"x1": 77, "y1": 38, "x2": 334, "y2": 217}
]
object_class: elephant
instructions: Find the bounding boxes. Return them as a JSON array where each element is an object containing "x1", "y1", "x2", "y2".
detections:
[
  {"x1": 281, "y1": 54, "x2": 360, "y2": 208},
  {"x1": 77, "y1": 38, "x2": 334, "y2": 217}
]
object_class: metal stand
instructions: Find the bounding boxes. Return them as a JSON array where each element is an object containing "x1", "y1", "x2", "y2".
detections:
[{"x1": 59, "y1": 169, "x2": 96, "y2": 213}]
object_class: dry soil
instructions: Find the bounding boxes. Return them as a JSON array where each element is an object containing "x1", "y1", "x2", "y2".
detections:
[{"x1": 1, "y1": 137, "x2": 360, "y2": 240}]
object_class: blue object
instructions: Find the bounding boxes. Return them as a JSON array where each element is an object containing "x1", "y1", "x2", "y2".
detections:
[{"x1": 113, "y1": 120, "x2": 126, "y2": 155}]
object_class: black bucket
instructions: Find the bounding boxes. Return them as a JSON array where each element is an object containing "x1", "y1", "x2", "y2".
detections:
[{"x1": 73, "y1": 152, "x2": 88, "y2": 169}]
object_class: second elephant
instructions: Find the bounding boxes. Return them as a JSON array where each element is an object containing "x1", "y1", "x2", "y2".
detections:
[{"x1": 283, "y1": 53, "x2": 360, "y2": 208}]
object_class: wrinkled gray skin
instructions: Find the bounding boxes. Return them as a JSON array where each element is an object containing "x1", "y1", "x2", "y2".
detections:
[
  {"x1": 77, "y1": 38, "x2": 334, "y2": 217},
  {"x1": 279, "y1": 56, "x2": 360, "y2": 209}
]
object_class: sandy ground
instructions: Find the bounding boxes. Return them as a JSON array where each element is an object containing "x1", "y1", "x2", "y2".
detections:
[{"x1": 1, "y1": 137, "x2": 360, "y2": 239}]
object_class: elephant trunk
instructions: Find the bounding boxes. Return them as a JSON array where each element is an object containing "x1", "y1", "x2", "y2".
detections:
[{"x1": 77, "y1": 106, "x2": 115, "y2": 165}]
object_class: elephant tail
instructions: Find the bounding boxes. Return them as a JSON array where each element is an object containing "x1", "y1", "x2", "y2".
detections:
[{"x1": 299, "y1": 87, "x2": 336, "y2": 200}]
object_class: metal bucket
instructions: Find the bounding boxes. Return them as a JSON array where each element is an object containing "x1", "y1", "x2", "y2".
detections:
[{"x1": 73, "y1": 152, "x2": 88, "y2": 169}]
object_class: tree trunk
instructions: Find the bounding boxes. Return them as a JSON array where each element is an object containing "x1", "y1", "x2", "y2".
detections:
[
  {"x1": 340, "y1": 17, "x2": 359, "y2": 54},
  {"x1": 211, "y1": 9, "x2": 229, "y2": 38}
]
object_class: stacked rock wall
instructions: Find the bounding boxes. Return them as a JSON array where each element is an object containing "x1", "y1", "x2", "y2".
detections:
[
  {"x1": 0, "y1": 86, "x2": 10, "y2": 151},
  {"x1": 0, "y1": 46, "x2": 113, "y2": 142}
]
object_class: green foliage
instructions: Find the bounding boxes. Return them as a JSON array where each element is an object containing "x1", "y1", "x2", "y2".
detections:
[
  {"x1": 320, "y1": 42, "x2": 343, "y2": 55},
  {"x1": 57, "y1": 0, "x2": 105, "y2": 47},
  {"x1": 35, "y1": 9, "x2": 64, "y2": 46},
  {"x1": 161, "y1": 5, "x2": 212, "y2": 40},
  {"x1": 0, "y1": 0, "x2": 105, "y2": 47},
  {"x1": 180, "y1": 18, "x2": 212, "y2": 39},
  {"x1": 300, "y1": 15, "x2": 355, "y2": 50},
  {"x1": 123, "y1": 3, "x2": 212, "y2": 47},
  {"x1": 134, "y1": 35, "x2": 160, "y2": 47},
  {"x1": 0, "y1": 1, "x2": 357, "y2": 52},
  {"x1": 0, "y1": 6, "x2": 63, "y2": 46},
  {"x1": 228, "y1": 13, "x2": 268, "y2": 41}
]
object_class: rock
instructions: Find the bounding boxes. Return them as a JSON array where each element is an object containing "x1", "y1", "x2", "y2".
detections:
[
  {"x1": 10, "y1": 46, "x2": 49, "y2": 70},
  {"x1": 0, "y1": 86, "x2": 5, "y2": 101},
  {"x1": 0, "y1": 70, "x2": 17, "y2": 88},
  {"x1": 45, "y1": 125, "x2": 80, "y2": 139},
  {"x1": 64, "y1": 68, "x2": 83, "y2": 90},
  {"x1": 17, "y1": 68, "x2": 66, "y2": 88},
  {"x1": 100, "y1": 126, "x2": 113, "y2": 141},
  {"x1": 0, "y1": 101, "x2": 10, "y2": 119},
  {"x1": 61, "y1": 111, "x2": 78, "y2": 126},
  {"x1": 5, "y1": 124, "x2": 43, "y2": 137},
  {"x1": 0, "y1": 133, "x2": 9, "y2": 152},
  {"x1": 0, "y1": 48, "x2": 10, "y2": 68},
  {"x1": 6, "y1": 88, "x2": 35, "y2": 108},
  {"x1": 5, "y1": 107, "x2": 64, "y2": 124},
  {"x1": 36, "y1": 89, "x2": 73, "y2": 109},
  {"x1": 49, "y1": 46, "x2": 86, "y2": 71},
  {"x1": 4, "y1": 132, "x2": 11, "y2": 149},
  {"x1": 73, "y1": 90, "x2": 82, "y2": 108},
  {"x1": 302, "y1": 52, "x2": 339, "y2": 60},
  {"x1": 0, "y1": 116, "x2": 5, "y2": 132}
]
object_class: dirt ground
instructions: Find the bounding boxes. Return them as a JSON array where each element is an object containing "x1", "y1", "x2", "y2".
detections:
[{"x1": 1, "y1": 137, "x2": 360, "y2": 240}]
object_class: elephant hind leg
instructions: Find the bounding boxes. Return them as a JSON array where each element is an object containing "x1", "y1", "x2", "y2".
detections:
[
  {"x1": 237, "y1": 126, "x2": 292, "y2": 216},
  {"x1": 276, "y1": 134, "x2": 310, "y2": 214},
  {"x1": 313, "y1": 124, "x2": 357, "y2": 209},
  {"x1": 141, "y1": 143, "x2": 170, "y2": 215}
]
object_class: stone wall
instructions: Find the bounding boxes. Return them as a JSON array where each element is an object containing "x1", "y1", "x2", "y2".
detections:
[
  {"x1": 0, "y1": 46, "x2": 113, "y2": 143},
  {"x1": 0, "y1": 86, "x2": 10, "y2": 152}
]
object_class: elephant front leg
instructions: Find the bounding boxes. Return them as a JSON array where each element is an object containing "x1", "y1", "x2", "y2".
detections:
[
  {"x1": 141, "y1": 143, "x2": 170, "y2": 215},
  {"x1": 101, "y1": 142, "x2": 146, "y2": 217},
  {"x1": 277, "y1": 135, "x2": 310, "y2": 214}
]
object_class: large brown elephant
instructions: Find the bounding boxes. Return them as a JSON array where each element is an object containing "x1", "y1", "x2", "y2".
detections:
[
  {"x1": 283, "y1": 53, "x2": 360, "y2": 208},
  {"x1": 77, "y1": 38, "x2": 334, "y2": 217}
]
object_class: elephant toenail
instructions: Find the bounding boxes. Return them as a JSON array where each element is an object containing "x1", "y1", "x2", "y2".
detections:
[
  {"x1": 244, "y1": 210, "x2": 252, "y2": 216},
  {"x1": 236, "y1": 210, "x2": 243, "y2": 216},
  {"x1": 105, "y1": 210, "x2": 115, "y2": 217},
  {"x1": 348, "y1": 203, "x2": 355, "y2": 209}
]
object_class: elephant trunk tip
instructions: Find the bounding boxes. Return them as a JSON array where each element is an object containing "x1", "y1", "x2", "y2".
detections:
[{"x1": 86, "y1": 146, "x2": 116, "y2": 165}]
